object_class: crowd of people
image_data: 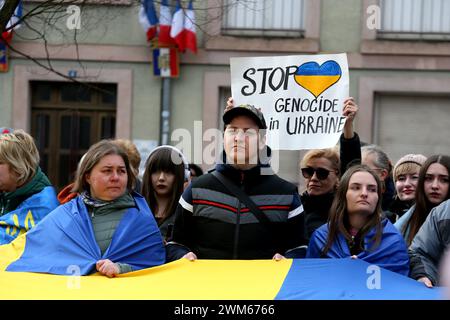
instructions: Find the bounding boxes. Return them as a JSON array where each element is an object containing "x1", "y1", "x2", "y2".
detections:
[{"x1": 0, "y1": 97, "x2": 449, "y2": 291}]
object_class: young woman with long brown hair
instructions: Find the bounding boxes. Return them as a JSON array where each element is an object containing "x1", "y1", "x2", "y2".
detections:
[
  {"x1": 395, "y1": 154, "x2": 450, "y2": 246},
  {"x1": 306, "y1": 165, "x2": 409, "y2": 275}
]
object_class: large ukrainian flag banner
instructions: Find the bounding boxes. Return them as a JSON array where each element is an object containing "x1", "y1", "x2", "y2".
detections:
[{"x1": 0, "y1": 238, "x2": 442, "y2": 300}]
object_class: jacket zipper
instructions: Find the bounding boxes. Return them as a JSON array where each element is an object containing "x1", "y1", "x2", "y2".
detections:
[
  {"x1": 0, "y1": 199, "x2": 9, "y2": 215},
  {"x1": 232, "y1": 173, "x2": 245, "y2": 259},
  {"x1": 233, "y1": 201, "x2": 241, "y2": 259}
]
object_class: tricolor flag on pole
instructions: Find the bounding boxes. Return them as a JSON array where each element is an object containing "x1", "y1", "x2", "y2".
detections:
[
  {"x1": 184, "y1": 0, "x2": 197, "y2": 53},
  {"x1": 1, "y1": 0, "x2": 22, "y2": 42},
  {"x1": 170, "y1": 0, "x2": 185, "y2": 52},
  {"x1": 159, "y1": 0, "x2": 175, "y2": 46},
  {"x1": 170, "y1": 0, "x2": 197, "y2": 53},
  {"x1": 139, "y1": 0, "x2": 158, "y2": 42},
  {"x1": 0, "y1": 39, "x2": 8, "y2": 72},
  {"x1": 1, "y1": 0, "x2": 22, "y2": 72}
]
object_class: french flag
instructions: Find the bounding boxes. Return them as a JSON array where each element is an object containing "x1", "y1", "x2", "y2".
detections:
[
  {"x1": 138, "y1": 0, "x2": 158, "y2": 42},
  {"x1": 1, "y1": 0, "x2": 22, "y2": 43},
  {"x1": 159, "y1": 0, "x2": 175, "y2": 46},
  {"x1": 170, "y1": 0, "x2": 186, "y2": 52},
  {"x1": 184, "y1": 0, "x2": 197, "y2": 53},
  {"x1": 170, "y1": 0, "x2": 197, "y2": 53},
  {"x1": 1, "y1": 0, "x2": 22, "y2": 72}
]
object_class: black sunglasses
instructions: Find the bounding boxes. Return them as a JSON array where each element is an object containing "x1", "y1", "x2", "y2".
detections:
[{"x1": 301, "y1": 167, "x2": 336, "y2": 180}]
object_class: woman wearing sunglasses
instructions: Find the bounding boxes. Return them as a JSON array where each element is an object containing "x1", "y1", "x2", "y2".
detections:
[
  {"x1": 306, "y1": 165, "x2": 409, "y2": 276},
  {"x1": 300, "y1": 97, "x2": 361, "y2": 242}
]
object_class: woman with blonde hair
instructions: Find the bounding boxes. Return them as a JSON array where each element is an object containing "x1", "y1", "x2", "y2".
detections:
[
  {"x1": 388, "y1": 154, "x2": 427, "y2": 220},
  {"x1": 0, "y1": 129, "x2": 59, "y2": 244},
  {"x1": 300, "y1": 98, "x2": 361, "y2": 242},
  {"x1": 300, "y1": 148, "x2": 341, "y2": 240}
]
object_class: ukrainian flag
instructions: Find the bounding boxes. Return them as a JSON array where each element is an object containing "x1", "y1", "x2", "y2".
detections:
[
  {"x1": 0, "y1": 186, "x2": 59, "y2": 244},
  {"x1": 0, "y1": 245, "x2": 442, "y2": 299},
  {"x1": 0, "y1": 192, "x2": 442, "y2": 300},
  {"x1": 1, "y1": 193, "x2": 165, "y2": 276}
]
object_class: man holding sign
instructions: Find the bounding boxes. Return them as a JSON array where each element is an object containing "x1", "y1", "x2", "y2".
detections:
[
  {"x1": 228, "y1": 53, "x2": 362, "y2": 243},
  {"x1": 166, "y1": 105, "x2": 306, "y2": 261}
]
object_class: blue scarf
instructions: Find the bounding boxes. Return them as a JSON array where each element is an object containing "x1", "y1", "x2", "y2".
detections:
[{"x1": 306, "y1": 218, "x2": 410, "y2": 276}]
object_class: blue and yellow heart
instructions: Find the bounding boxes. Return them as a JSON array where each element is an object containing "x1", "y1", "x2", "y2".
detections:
[{"x1": 294, "y1": 60, "x2": 342, "y2": 98}]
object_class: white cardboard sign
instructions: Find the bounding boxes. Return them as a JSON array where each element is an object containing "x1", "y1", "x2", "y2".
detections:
[{"x1": 230, "y1": 53, "x2": 349, "y2": 150}]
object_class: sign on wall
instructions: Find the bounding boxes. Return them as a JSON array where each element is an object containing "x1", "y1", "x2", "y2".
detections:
[
  {"x1": 230, "y1": 54, "x2": 349, "y2": 150},
  {"x1": 152, "y1": 47, "x2": 179, "y2": 78},
  {"x1": 0, "y1": 42, "x2": 8, "y2": 72},
  {"x1": 133, "y1": 139, "x2": 159, "y2": 179}
]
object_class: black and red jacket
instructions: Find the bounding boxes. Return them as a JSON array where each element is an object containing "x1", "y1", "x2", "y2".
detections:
[{"x1": 166, "y1": 163, "x2": 306, "y2": 260}]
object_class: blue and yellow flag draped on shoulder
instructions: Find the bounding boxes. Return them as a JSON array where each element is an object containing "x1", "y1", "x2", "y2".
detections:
[
  {"x1": 0, "y1": 186, "x2": 59, "y2": 245},
  {"x1": 4, "y1": 193, "x2": 165, "y2": 275},
  {"x1": 307, "y1": 218, "x2": 410, "y2": 276}
]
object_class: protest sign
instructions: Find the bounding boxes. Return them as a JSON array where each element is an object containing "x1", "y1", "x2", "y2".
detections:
[{"x1": 230, "y1": 54, "x2": 349, "y2": 150}]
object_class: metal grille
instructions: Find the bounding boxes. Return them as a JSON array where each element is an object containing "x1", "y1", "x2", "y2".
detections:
[
  {"x1": 379, "y1": 0, "x2": 450, "y2": 40},
  {"x1": 222, "y1": 0, "x2": 305, "y2": 37}
]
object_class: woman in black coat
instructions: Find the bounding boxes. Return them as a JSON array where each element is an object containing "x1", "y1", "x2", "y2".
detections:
[{"x1": 300, "y1": 97, "x2": 361, "y2": 242}]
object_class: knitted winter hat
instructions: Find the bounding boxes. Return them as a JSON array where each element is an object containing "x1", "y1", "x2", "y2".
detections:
[{"x1": 393, "y1": 154, "x2": 427, "y2": 177}]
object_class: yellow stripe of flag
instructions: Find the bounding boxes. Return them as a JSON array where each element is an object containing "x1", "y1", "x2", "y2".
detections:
[{"x1": 0, "y1": 237, "x2": 292, "y2": 300}]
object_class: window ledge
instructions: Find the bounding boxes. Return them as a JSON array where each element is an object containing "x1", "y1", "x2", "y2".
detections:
[
  {"x1": 361, "y1": 39, "x2": 450, "y2": 56},
  {"x1": 377, "y1": 32, "x2": 450, "y2": 41},
  {"x1": 221, "y1": 29, "x2": 304, "y2": 38},
  {"x1": 205, "y1": 35, "x2": 319, "y2": 53}
]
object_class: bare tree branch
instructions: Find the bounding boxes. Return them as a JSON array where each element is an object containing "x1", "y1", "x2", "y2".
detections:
[{"x1": 1, "y1": 0, "x2": 251, "y2": 91}]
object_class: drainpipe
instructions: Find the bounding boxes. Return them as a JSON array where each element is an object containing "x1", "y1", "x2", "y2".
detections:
[{"x1": 160, "y1": 77, "x2": 171, "y2": 145}]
